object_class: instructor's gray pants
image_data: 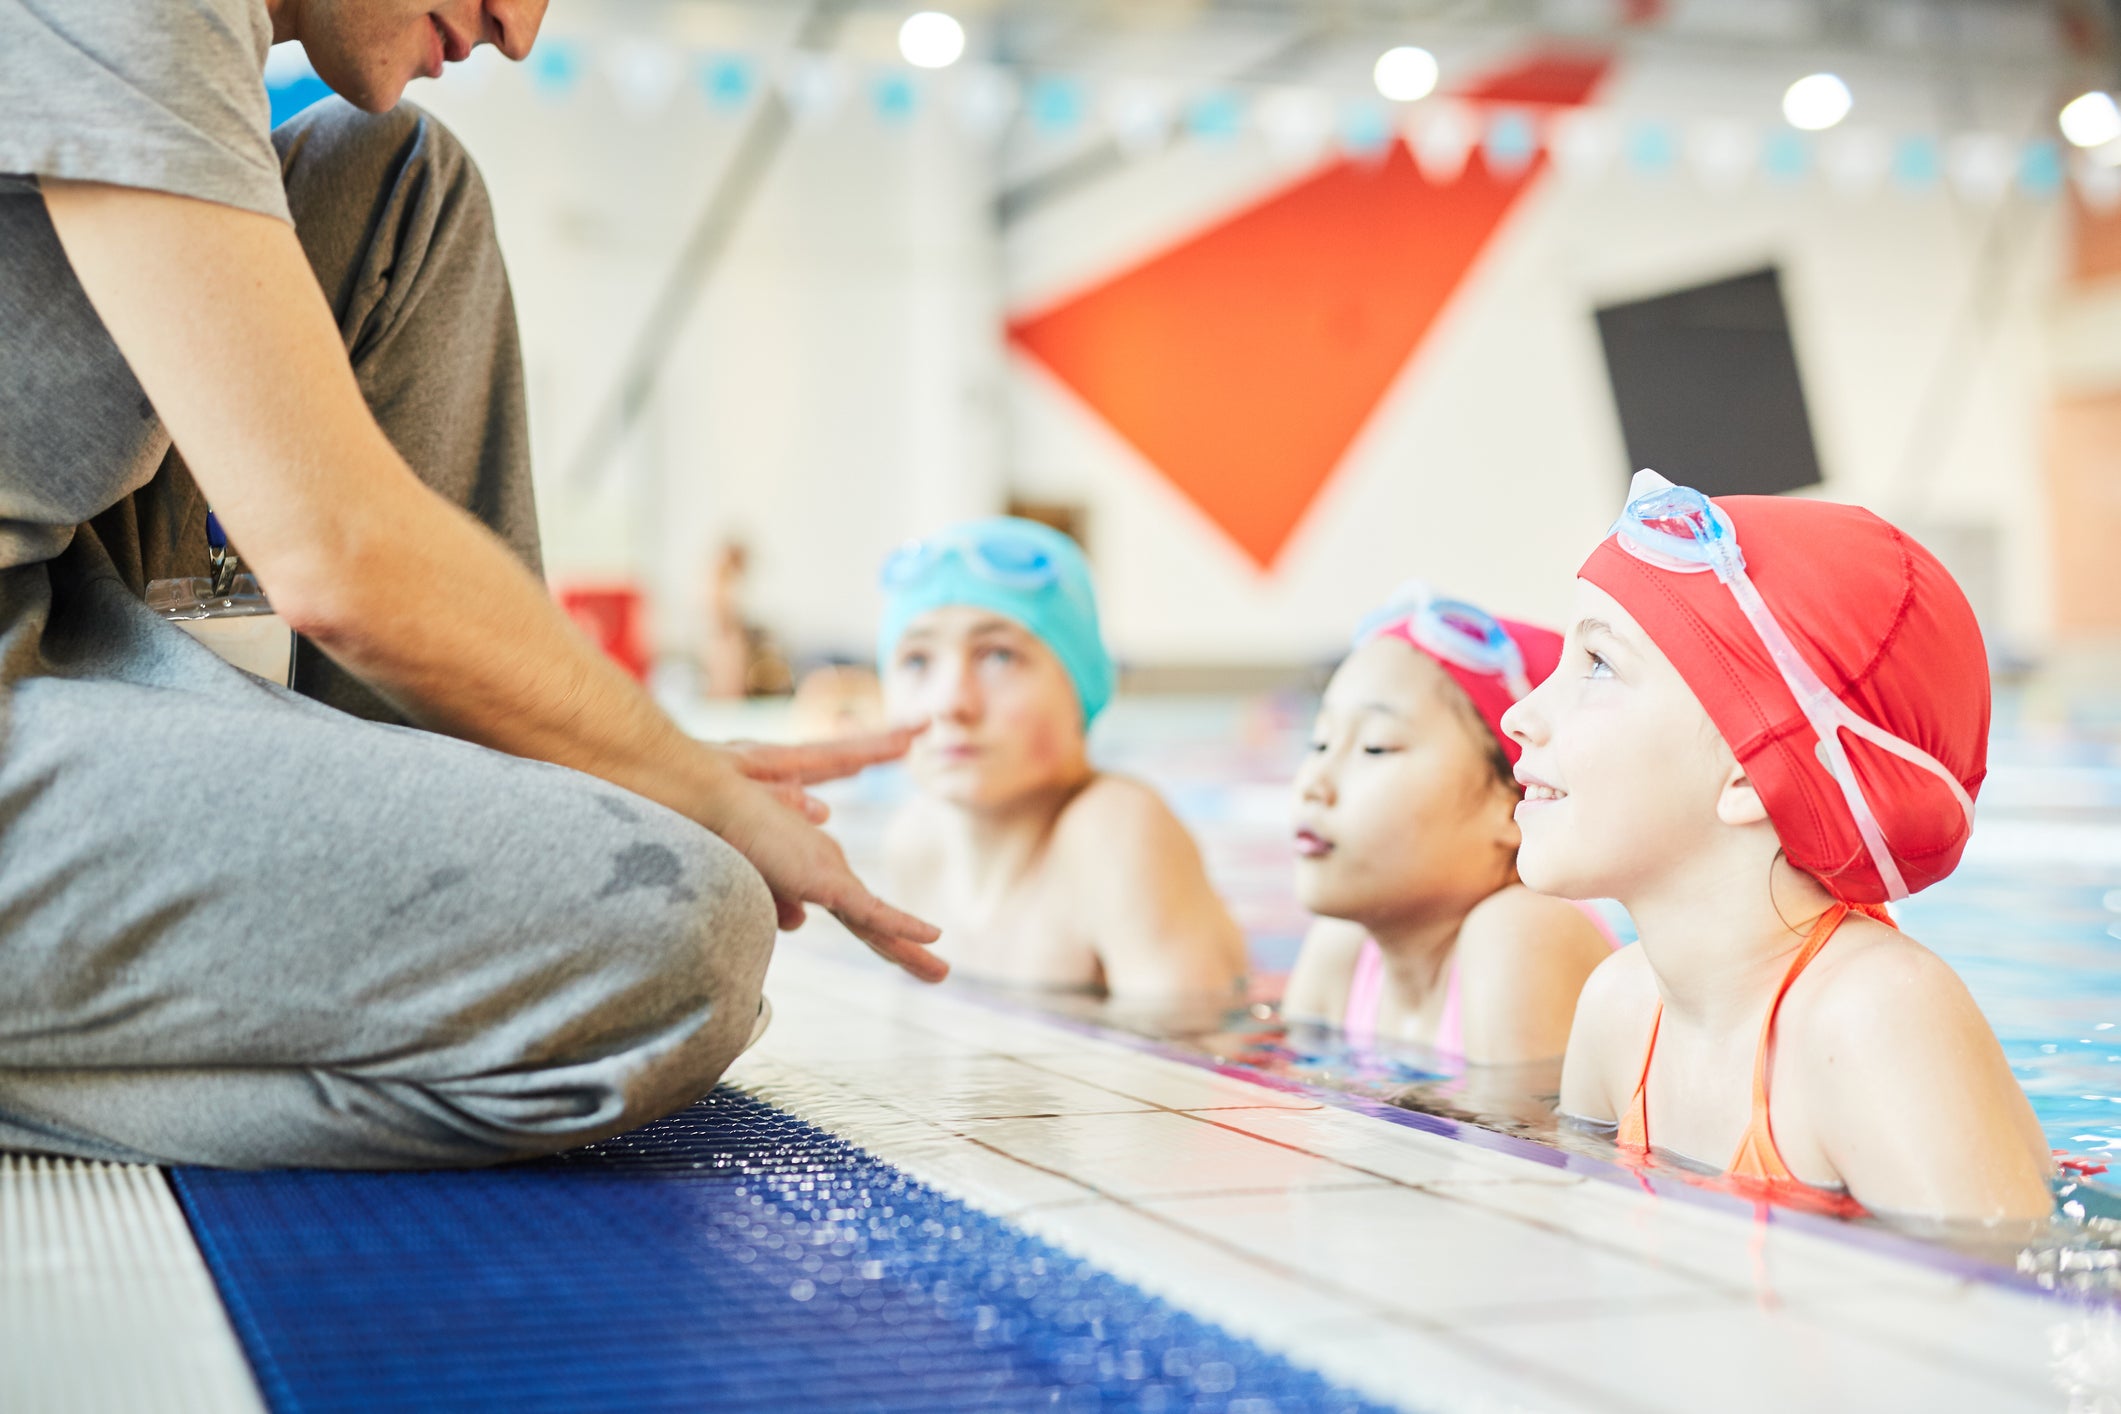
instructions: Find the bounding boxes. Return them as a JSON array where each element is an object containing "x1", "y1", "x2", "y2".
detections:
[{"x1": 0, "y1": 100, "x2": 776, "y2": 1169}]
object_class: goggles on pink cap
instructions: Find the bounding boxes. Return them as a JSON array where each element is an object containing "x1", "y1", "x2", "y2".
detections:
[
  {"x1": 1355, "y1": 581, "x2": 1534, "y2": 702},
  {"x1": 1609, "y1": 470, "x2": 1976, "y2": 902}
]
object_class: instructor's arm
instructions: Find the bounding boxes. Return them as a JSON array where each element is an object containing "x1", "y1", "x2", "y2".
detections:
[{"x1": 43, "y1": 179, "x2": 943, "y2": 981}]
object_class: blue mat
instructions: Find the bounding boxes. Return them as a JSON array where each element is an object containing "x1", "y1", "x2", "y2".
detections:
[{"x1": 173, "y1": 1089, "x2": 1399, "y2": 1413}]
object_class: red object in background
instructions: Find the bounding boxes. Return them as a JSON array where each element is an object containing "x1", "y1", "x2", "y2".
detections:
[
  {"x1": 557, "y1": 583, "x2": 651, "y2": 681},
  {"x1": 1455, "y1": 50, "x2": 1613, "y2": 106},
  {"x1": 1008, "y1": 51, "x2": 1609, "y2": 572}
]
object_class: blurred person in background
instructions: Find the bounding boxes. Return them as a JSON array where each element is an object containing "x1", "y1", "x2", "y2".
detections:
[
  {"x1": 0, "y1": 0, "x2": 939, "y2": 1169},
  {"x1": 1283, "y1": 585, "x2": 1616, "y2": 1063},
  {"x1": 878, "y1": 517, "x2": 1246, "y2": 1001},
  {"x1": 702, "y1": 540, "x2": 754, "y2": 701},
  {"x1": 791, "y1": 662, "x2": 886, "y2": 742},
  {"x1": 700, "y1": 539, "x2": 792, "y2": 700}
]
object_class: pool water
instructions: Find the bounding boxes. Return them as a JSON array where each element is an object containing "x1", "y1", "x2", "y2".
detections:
[{"x1": 818, "y1": 688, "x2": 2121, "y2": 1293}]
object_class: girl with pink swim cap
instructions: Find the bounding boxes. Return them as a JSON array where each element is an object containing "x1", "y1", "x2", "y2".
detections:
[
  {"x1": 1283, "y1": 584, "x2": 1617, "y2": 1064},
  {"x1": 1504, "y1": 472, "x2": 2053, "y2": 1222}
]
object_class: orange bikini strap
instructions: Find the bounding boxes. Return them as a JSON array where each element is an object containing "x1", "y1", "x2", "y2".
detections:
[
  {"x1": 1625, "y1": 902, "x2": 1893, "y2": 1163},
  {"x1": 1617, "y1": 1003, "x2": 1662, "y2": 1152},
  {"x1": 1735, "y1": 902, "x2": 1897, "y2": 1170},
  {"x1": 1748, "y1": 904, "x2": 1850, "y2": 1104}
]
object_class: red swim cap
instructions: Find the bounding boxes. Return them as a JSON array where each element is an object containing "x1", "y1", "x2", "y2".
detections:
[
  {"x1": 1581, "y1": 495, "x2": 1988, "y2": 902},
  {"x1": 1372, "y1": 615, "x2": 1563, "y2": 768}
]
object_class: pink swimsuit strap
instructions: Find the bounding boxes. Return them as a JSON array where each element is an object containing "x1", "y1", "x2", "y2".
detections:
[
  {"x1": 1344, "y1": 936, "x2": 1387, "y2": 1047},
  {"x1": 1436, "y1": 958, "x2": 1465, "y2": 1056},
  {"x1": 1345, "y1": 936, "x2": 1462, "y2": 1053},
  {"x1": 1343, "y1": 899, "x2": 1622, "y2": 1054}
]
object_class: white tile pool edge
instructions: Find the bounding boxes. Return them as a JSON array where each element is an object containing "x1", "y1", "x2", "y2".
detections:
[
  {"x1": 739, "y1": 939, "x2": 2121, "y2": 1414},
  {"x1": 4, "y1": 934, "x2": 2103, "y2": 1414},
  {"x1": 942, "y1": 957, "x2": 2097, "y2": 1305}
]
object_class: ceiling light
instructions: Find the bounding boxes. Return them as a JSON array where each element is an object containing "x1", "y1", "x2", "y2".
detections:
[
  {"x1": 1373, "y1": 46, "x2": 1439, "y2": 104},
  {"x1": 899, "y1": 11, "x2": 965, "y2": 70},
  {"x1": 1782, "y1": 73, "x2": 1852, "y2": 131},
  {"x1": 2061, "y1": 91, "x2": 2121, "y2": 149}
]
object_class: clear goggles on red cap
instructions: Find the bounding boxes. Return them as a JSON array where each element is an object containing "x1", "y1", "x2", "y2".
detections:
[
  {"x1": 1354, "y1": 581, "x2": 1533, "y2": 701},
  {"x1": 1609, "y1": 470, "x2": 1976, "y2": 901}
]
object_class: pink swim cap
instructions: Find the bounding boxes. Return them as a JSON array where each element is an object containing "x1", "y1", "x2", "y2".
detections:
[{"x1": 1363, "y1": 595, "x2": 1563, "y2": 768}]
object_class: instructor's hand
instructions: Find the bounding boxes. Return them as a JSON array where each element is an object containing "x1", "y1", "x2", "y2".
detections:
[
  {"x1": 701, "y1": 740, "x2": 946, "y2": 984},
  {"x1": 722, "y1": 724, "x2": 926, "y2": 826}
]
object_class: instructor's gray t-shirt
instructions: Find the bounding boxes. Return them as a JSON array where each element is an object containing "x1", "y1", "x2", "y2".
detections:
[{"x1": 0, "y1": 0, "x2": 288, "y2": 575}]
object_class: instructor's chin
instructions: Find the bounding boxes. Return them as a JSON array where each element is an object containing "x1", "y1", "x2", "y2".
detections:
[
  {"x1": 346, "y1": 77, "x2": 414, "y2": 114},
  {"x1": 313, "y1": 62, "x2": 411, "y2": 115}
]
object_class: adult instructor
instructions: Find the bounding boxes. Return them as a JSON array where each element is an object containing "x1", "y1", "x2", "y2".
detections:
[{"x1": 0, "y1": 0, "x2": 943, "y2": 1168}]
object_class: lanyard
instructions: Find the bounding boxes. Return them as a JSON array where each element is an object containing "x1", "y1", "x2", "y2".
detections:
[{"x1": 207, "y1": 511, "x2": 239, "y2": 598}]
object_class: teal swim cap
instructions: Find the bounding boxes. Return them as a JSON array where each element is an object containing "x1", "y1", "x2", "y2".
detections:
[{"x1": 876, "y1": 516, "x2": 1117, "y2": 726}]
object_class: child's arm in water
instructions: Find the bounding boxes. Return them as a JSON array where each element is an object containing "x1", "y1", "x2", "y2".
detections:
[
  {"x1": 1053, "y1": 776, "x2": 1247, "y2": 1001},
  {"x1": 1790, "y1": 921, "x2": 2054, "y2": 1223},
  {"x1": 1454, "y1": 888, "x2": 1613, "y2": 1064},
  {"x1": 1282, "y1": 918, "x2": 1370, "y2": 1026}
]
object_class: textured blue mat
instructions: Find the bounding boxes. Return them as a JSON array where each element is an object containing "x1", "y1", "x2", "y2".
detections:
[{"x1": 173, "y1": 1089, "x2": 1399, "y2": 1413}]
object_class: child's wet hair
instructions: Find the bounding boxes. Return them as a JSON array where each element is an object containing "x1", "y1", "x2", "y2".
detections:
[{"x1": 1436, "y1": 672, "x2": 1516, "y2": 793}]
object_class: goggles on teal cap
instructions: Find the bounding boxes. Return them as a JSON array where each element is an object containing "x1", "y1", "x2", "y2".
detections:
[{"x1": 876, "y1": 517, "x2": 1117, "y2": 726}]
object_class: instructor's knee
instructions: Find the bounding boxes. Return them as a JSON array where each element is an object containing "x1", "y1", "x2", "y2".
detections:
[
  {"x1": 273, "y1": 97, "x2": 502, "y2": 312},
  {"x1": 653, "y1": 830, "x2": 778, "y2": 1024},
  {"x1": 274, "y1": 96, "x2": 474, "y2": 192},
  {"x1": 561, "y1": 832, "x2": 777, "y2": 1147}
]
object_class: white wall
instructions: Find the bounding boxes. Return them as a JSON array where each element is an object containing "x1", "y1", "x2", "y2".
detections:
[
  {"x1": 403, "y1": 5, "x2": 2073, "y2": 669},
  {"x1": 1000, "y1": 46, "x2": 2067, "y2": 661}
]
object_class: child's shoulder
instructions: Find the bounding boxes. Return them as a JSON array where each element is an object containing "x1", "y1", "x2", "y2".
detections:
[
  {"x1": 1786, "y1": 913, "x2": 1980, "y2": 1041},
  {"x1": 1283, "y1": 917, "x2": 1370, "y2": 1023},
  {"x1": 1296, "y1": 915, "x2": 1373, "y2": 964},
  {"x1": 1564, "y1": 927, "x2": 1658, "y2": 1036},
  {"x1": 1557, "y1": 934, "x2": 1657, "y2": 1120},
  {"x1": 1051, "y1": 773, "x2": 1190, "y2": 852},
  {"x1": 1775, "y1": 912, "x2": 2055, "y2": 1217},
  {"x1": 1456, "y1": 887, "x2": 1617, "y2": 976}
]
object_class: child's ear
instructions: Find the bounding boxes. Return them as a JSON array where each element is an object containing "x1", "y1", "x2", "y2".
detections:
[{"x1": 1715, "y1": 764, "x2": 1770, "y2": 826}]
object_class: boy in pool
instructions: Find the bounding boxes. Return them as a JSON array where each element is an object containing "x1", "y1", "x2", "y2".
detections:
[
  {"x1": 878, "y1": 518, "x2": 1247, "y2": 1000},
  {"x1": 1282, "y1": 586, "x2": 1615, "y2": 1062},
  {"x1": 1504, "y1": 471, "x2": 2053, "y2": 1222}
]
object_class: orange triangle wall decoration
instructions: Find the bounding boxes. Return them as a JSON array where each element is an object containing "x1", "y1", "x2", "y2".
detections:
[{"x1": 1009, "y1": 54, "x2": 1609, "y2": 571}]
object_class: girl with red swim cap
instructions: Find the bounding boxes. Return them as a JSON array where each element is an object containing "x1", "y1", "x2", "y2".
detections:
[
  {"x1": 1501, "y1": 472, "x2": 2053, "y2": 1222},
  {"x1": 1284, "y1": 584, "x2": 1617, "y2": 1063}
]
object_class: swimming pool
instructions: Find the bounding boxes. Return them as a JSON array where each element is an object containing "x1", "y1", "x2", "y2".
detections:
[{"x1": 810, "y1": 687, "x2": 2121, "y2": 1294}]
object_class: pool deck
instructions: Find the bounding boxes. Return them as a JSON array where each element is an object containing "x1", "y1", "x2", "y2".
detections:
[
  {"x1": 732, "y1": 939, "x2": 2118, "y2": 1413},
  {"x1": 23, "y1": 930, "x2": 2116, "y2": 1413}
]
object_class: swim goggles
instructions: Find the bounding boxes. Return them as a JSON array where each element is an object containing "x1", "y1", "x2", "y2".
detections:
[
  {"x1": 1608, "y1": 469, "x2": 1976, "y2": 901},
  {"x1": 1355, "y1": 581, "x2": 1533, "y2": 700},
  {"x1": 879, "y1": 524, "x2": 1061, "y2": 593}
]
